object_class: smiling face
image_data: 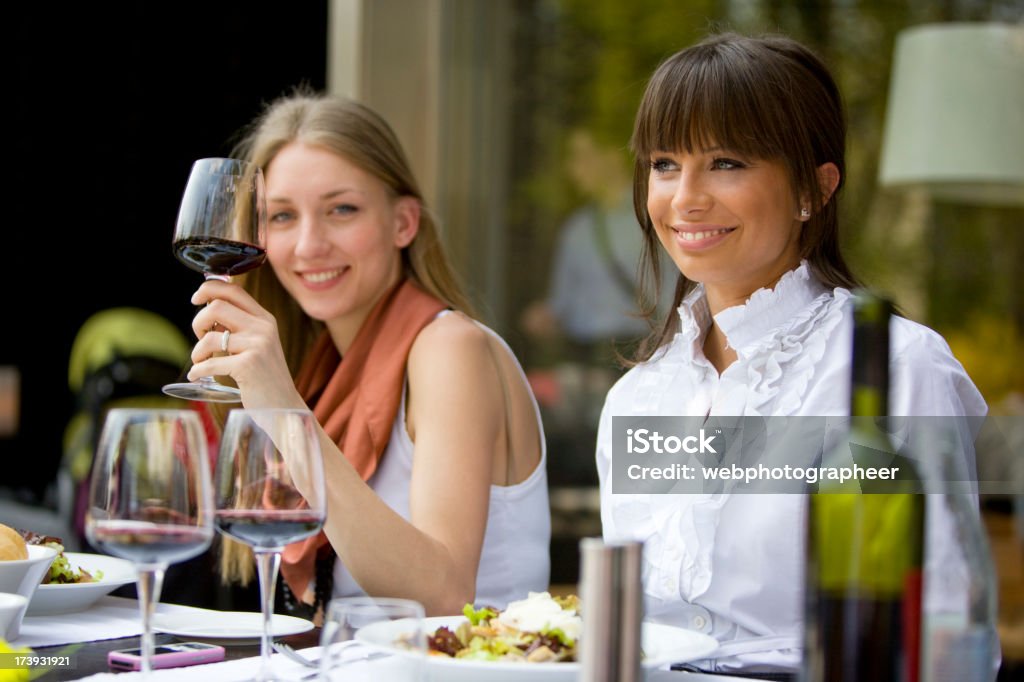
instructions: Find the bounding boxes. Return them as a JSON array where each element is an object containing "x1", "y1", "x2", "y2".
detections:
[
  {"x1": 264, "y1": 142, "x2": 418, "y2": 346},
  {"x1": 646, "y1": 146, "x2": 805, "y2": 311}
]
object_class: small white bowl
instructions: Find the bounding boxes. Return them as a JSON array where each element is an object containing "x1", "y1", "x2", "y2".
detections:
[
  {"x1": 0, "y1": 544, "x2": 58, "y2": 639},
  {"x1": 27, "y1": 552, "x2": 136, "y2": 615},
  {"x1": 0, "y1": 593, "x2": 29, "y2": 642}
]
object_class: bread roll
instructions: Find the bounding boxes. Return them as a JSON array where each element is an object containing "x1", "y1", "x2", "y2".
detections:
[{"x1": 0, "y1": 523, "x2": 28, "y2": 560}]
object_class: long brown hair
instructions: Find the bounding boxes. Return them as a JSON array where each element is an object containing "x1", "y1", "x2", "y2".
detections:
[{"x1": 630, "y1": 32, "x2": 861, "y2": 362}]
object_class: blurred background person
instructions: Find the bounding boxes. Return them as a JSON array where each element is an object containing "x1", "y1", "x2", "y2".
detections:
[
  {"x1": 521, "y1": 129, "x2": 675, "y2": 485},
  {"x1": 521, "y1": 128, "x2": 661, "y2": 356}
]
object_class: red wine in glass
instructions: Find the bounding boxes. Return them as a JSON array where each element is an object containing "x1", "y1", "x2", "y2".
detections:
[
  {"x1": 215, "y1": 510, "x2": 323, "y2": 549},
  {"x1": 91, "y1": 520, "x2": 213, "y2": 566},
  {"x1": 214, "y1": 409, "x2": 326, "y2": 682},
  {"x1": 163, "y1": 157, "x2": 267, "y2": 403},
  {"x1": 85, "y1": 409, "x2": 214, "y2": 675},
  {"x1": 173, "y1": 236, "x2": 267, "y2": 277}
]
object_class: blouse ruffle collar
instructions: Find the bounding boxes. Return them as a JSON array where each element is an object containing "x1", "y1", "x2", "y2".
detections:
[
  {"x1": 633, "y1": 263, "x2": 848, "y2": 606},
  {"x1": 677, "y1": 261, "x2": 830, "y2": 358}
]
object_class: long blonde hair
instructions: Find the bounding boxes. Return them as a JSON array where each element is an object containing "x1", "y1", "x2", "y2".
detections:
[
  {"x1": 218, "y1": 90, "x2": 475, "y2": 584},
  {"x1": 233, "y1": 89, "x2": 475, "y2": 373}
]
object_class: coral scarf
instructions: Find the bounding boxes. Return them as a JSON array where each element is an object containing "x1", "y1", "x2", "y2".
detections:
[{"x1": 280, "y1": 278, "x2": 447, "y2": 603}]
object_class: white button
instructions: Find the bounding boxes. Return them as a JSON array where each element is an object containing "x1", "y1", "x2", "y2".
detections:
[{"x1": 681, "y1": 604, "x2": 712, "y2": 632}]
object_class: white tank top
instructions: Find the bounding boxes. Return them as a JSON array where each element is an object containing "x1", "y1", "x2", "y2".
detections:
[{"x1": 332, "y1": 316, "x2": 551, "y2": 609}]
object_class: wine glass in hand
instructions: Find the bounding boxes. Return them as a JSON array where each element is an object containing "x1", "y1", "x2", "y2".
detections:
[
  {"x1": 85, "y1": 409, "x2": 214, "y2": 676},
  {"x1": 214, "y1": 409, "x2": 326, "y2": 682},
  {"x1": 163, "y1": 157, "x2": 267, "y2": 402}
]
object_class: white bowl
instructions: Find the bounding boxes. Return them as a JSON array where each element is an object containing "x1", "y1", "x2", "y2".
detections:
[
  {"x1": 0, "y1": 593, "x2": 29, "y2": 642},
  {"x1": 0, "y1": 545, "x2": 57, "y2": 639},
  {"x1": 27, "y1": 552, "x2": 136, "y2": 615}
]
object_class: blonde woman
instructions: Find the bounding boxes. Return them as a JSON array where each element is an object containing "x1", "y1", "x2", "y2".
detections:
[{"x1": 187, "y1": 92, "x2": 550, "y2": 617}]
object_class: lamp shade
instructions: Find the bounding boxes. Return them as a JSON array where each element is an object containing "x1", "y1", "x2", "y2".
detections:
[{"x1": 878, "y1": 23, "x2": 1024, "y2": 206}]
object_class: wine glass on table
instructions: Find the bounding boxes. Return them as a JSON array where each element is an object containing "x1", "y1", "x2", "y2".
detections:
[
  {"x1": 163, "y1": 157, "x2": 267, "y2": 402},
  {"x1": 214, "y1": 408, "x2": 326, "y2": 682},
  {"x1": 85, "y1": 409, "x2": 214, "y2": 676},
  {"x1": 320, "y1": 597, "x2": 427, "y2": 681}
]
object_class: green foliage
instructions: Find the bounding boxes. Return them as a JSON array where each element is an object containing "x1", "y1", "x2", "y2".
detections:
[
  {"x1": 945, "y1": 314, "x2": 1024, "y2": 404},
  {"x1": 506, "y1": 0, "x2": 725, "y2": 328}
]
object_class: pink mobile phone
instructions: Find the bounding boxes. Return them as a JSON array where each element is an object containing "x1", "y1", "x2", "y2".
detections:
[{"x1": 107, "y1": 641, "x2": 226, "y2": 671}]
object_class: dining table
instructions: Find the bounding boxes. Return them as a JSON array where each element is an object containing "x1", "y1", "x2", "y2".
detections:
[{"x1": 9, "y1": 596, "x2": 751, "y2": 681}]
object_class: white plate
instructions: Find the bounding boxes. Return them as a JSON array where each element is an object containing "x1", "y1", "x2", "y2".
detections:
[
  {"x1": 153, "y1": 610, "x2": 314, "y2": 645},
  {"x1": 356, "y1": 615, "x2": 719, "y2": 682},
  {"x1": 27, "y1": 552, "x2": 136, "y2": 615}
]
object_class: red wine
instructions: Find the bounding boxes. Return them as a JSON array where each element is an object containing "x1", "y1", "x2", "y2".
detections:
[
  {"x1": 174, "y1": 236, "x2": 266, "y2": 276},
  {"x1": 90, "y1": 521, "x2": 212, "y2": 565},
  {"x1": 215, "y1": 510, "x2": 324, "y2": 549}
]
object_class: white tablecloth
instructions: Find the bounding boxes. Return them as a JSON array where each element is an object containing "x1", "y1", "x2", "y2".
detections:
[
  {"x1": 15, "y1": 596, "x2": 199, "y2": 649},
  {"x1": 74, "y1": 646, "x2": 399, "y2": 682},
  {"x1": 18, "y1": 597, "x2": 748, "y2": 681},
  {"x1": 74, "y1": 646, "x2": 747, "y2": 682}
]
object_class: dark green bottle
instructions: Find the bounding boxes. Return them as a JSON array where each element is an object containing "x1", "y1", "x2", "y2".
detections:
[{"x1": 801, "y1": 291, "x2": 925, "y2": 682}]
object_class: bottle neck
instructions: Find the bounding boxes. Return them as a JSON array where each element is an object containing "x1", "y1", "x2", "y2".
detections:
[
  {"x1": 850, "y1": 293, "x2": 891, "y2": 416},
  {"x1": 851, "y1": 386, "x2": 887, "y2": 419}
]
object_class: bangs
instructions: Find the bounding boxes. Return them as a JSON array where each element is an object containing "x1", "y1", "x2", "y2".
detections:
[{"x1": 632, "y1": 42, "x2": 792, "y2": 162}]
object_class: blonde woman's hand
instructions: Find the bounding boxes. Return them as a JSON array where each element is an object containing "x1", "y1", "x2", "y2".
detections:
[{"x1": 187, "y1": 279, "x2": 306, "y2": 410}]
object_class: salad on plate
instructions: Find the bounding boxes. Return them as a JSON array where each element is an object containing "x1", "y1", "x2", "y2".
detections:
[
  {"x1": 427, "y1": 591, "x2": 581, "y2": 663},
  {"x1": 19, "y1": 530, "x2": 103, "y2": 584}
]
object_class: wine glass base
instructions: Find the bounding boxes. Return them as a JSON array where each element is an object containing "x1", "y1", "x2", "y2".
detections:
[{"x1": 162, "y1": 381, "x2": 242, "y2": 403}]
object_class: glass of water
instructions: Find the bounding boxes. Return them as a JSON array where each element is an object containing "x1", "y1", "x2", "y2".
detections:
[{"x1": 319, "y1": 597, "x2": 426, "y2": 681}]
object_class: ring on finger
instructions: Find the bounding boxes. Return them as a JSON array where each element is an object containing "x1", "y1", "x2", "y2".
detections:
[{"x1": 221, "y1": 329, "x2": 231, "y2": 353}]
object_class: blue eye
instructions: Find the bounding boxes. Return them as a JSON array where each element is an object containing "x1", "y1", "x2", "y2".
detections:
[
  {"x1": 269, "y1": 211, "x2": 294, "y2": 224},
  {"x1": 712, "y1": 157, "x2": 745, "y2": 170},
  {"x1": 649, "y1": 158, "x2": 677, "y2": 173},
  {"x1": 332, "y1": 204, "x2": 358, "y2": 215}
]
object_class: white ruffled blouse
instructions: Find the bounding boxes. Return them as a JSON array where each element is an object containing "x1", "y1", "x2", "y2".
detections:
[{"x1": 595, "y1": 262, "x2": 987, "y2": 671}]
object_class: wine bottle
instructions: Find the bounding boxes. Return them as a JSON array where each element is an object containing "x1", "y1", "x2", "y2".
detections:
[{"x1": 801, "y1": 291, "x2": 925, "y2": 682}]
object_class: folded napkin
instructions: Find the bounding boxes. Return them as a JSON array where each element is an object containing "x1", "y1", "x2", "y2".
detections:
[{"x1": 15, "y1": 596, "x2": 197, "y2": 649}]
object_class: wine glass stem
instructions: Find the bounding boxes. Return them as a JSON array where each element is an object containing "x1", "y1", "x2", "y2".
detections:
[
  {"x1": 197, "y1": 273, "x2": 232, "y2": 386},
  {"x1": 136, "y1": 565, "x2": 166, "y2": 676},
  {"x1": 255, "y1": 549, "x2": 281, "y2": 681}
]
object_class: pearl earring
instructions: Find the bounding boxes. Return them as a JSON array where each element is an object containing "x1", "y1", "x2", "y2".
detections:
[{"x1": 800, "y1": 208, "x2": 810, "y2": 218}]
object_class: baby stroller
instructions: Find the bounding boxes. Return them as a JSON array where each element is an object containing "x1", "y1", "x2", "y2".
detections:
[
  {"x1": 59, "y1": 307, "x2": 211, "y2": 546},
  {"x1": 60, "y1": 307, "x2": 255, "y2": 610}
]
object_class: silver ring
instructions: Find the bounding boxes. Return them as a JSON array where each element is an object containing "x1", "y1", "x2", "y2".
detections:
[{"x1": 221, "y1": 329, "x2": 231, "y2": 353}]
